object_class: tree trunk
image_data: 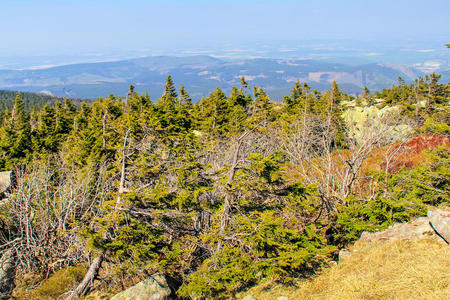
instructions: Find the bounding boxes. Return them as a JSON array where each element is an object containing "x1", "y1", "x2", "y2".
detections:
[
  {"x1": 66, "y1": 128, "x2": 130, "y2": 299},
  {"x1": 217, "y1": 126, "x2": 258, "y2": 252},
  {"x1": 65, "y1": 254, "x2": 104, "y2": 300}
]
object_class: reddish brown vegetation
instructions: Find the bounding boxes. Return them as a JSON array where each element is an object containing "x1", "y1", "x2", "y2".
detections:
[
  {"x1": 349, "y1": 135, "x2": 449, "y2": 199},
  {"x1": 380, "y1": 134, "x2": 449, "y2": 173},
  {"x1": 289, "y1": 134, "x2": 448, "y2": 200}
]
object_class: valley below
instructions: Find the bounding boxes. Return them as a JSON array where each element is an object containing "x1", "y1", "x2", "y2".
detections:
[{"x1": 0, "y1": 55, "x2": 437, "y2": 100}]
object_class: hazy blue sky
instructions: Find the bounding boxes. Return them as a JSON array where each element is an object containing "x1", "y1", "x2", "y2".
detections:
[{"x1": 1, "y1": 0, "x2": 449, "y2": 56}]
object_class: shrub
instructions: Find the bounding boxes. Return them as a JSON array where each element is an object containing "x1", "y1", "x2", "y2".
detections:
[{"x1": 330, "y1": 147, "x2": 448, "y2": 247}]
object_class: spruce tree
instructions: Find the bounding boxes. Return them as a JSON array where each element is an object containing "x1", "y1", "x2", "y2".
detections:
[
  {"x1": 179, "y1": 84, "x2": 193, "y2": 112},
  {"x1": 193, "y1": 87, "x2": 229, "y2": 137},
  {"x1": 37, "y1": 103, "x2": 57, "y2": 153},
  {"x1": 158, "y1": 75, "x2": 178, "y2": 108},
  {"x1": 248, "y1": 87, "x2": 272, "y2": 126},
  {"x1": 12, "y1": 92, "x2": 27, "y2": 129},
  {"x1": 286, "y1": 79, "x2": 303, "y2": 106},
  {"x1": 4, "y1": 93, "x2": 32, "y2": 164}
]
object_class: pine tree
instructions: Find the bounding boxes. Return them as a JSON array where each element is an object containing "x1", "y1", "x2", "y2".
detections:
[
  {"x1": 194, "y1": 87, "x2": 230, "y2": 137},
  {"x1": 286, "y1": 80, "x2": 303, "y2": 106},
  {"x1": 3, "y1": 93, "x2": 32, "y2": 164},
  {"x1": 240, "y1": 76, "x2": 249, "y2": 91},
  {"x1": 179, "y1": 84, "x2": 193, "y2": 112},
  {"x1": 37, "y1": 103, "x2": 58, "y2": 153},
  {"x1": 248, "y1": 87, "x2": 272, "y2": 126},
  {"x1": 227, "y1": 86, "x2": 249, "y2": 134},
  {"x1": 64, "y1": 98, "x2": 77, "y2": 113},
  {"x1": 158, "y1": 75, "x2": 178, "y2": 108},
  {"x1": 12, "y1": 93, "x2": 27, "y2": 129}
]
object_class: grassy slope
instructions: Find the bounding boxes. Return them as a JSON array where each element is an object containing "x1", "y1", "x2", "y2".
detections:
[{"x1": 240, "y1": 239, "x2": 449, "y2": 300}]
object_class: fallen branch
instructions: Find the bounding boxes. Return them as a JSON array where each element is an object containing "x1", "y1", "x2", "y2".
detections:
[{"x1": 66, "y1": 254, "x2": 104, "y2": 300}]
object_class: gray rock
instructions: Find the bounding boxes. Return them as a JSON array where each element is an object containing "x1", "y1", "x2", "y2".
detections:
[
  {"x1": 428, "y1": 209, "x2": 450, "y2": 244},
  {"x1": 242, "y1": 295, "x2": 257, "y2": 300},
  {"x1": 356, "y1": 210, "x2": 450, "y2": 247},
  {"x1": 338, "y1": 249, "x2": 351, "y2": 262},
  {"x1": 0, "y1": 171, "x2": 14, "y2": 195},
  {"x1": 0, "y1": 249, "x2": 16, "y2": 300},
  {"x1": 328, "y1": 260, "x2": 338, "y2": 266},
  {"x1": 359, "y1": 217, "x2": 439, "y2": 243},
  {"x1": 111, "y1": 273, "x2": 176, "y2": 300}
]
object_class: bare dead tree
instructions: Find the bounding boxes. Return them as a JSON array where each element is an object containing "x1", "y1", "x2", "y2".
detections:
[
  {"x1": 337, "y1": 112, "x2": 410, "y2": 200},
  {"x1": 276, "y1": 107, "x2": 411, "y2": 214},
  {"x1": 0, "y1": 156, "x2": 108, "y2": 283},
  {"x1": 216, "y1": 129, "x2": 253, "y2": 251},
  {"x1": 67, "y1": 128, "x2": 131, "y2": 300}
]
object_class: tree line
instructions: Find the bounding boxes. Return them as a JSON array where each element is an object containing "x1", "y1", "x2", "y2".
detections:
[{"x1": 0, "y1": 89, "x2": 86, "y2": 112}]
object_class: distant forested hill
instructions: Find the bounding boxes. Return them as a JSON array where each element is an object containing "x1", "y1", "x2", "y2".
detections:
[
  {"x1": 0, "y1": 89, "x2": 88, "y2": 110},
  {"x1": 0, "y1": 56, "x2": 427, "y2": 100}
]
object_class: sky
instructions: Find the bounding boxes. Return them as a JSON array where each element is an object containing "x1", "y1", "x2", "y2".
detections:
[{"x1": 0, "y1": 0, "x2": 449, "y2": 56}]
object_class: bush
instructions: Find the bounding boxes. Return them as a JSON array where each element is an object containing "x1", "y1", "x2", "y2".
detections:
[
  {"x1": 178, "y1": 153, "x2": 335, "y2": 298},
  {"x1": 330, "y1": 147, "x2": 449, "y2": 247}
]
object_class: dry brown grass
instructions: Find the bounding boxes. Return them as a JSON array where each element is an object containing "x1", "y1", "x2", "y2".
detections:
[{"x1": 240, "y1": 239, "x2": 449, "y2": 300}]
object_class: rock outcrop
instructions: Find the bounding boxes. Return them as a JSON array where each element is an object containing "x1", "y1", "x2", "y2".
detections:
[
  {"x1": 339, "y1": 209, "x2": 449, "y2": 262},
  {"x1": 428, "y1": 209, "x2": 450, "y2": 243},
  {"x1": 0, "y1": 249, "x2": 16, "y2": 299},
  {"x1": 358, "y1": 217, "x2": 439, "y2": 243},
  {"x1": 358, "y1": 209, "x2": 450, "y2": 245},
  {"x1": 110, "y1": 274, "x2": 177, "y2": 300}
]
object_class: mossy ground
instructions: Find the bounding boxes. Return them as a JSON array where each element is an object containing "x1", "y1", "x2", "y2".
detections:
[{"x1": 13, "y1": 266, "x2": 86, "y2": 300}]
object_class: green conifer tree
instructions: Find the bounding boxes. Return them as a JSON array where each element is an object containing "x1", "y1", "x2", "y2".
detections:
[
  {"x1": 193, "y1": 87, "x2": 229, "y2": 137},
  {"x1": 1, "y1": 93, "x2": 33, "y2": 165},
  {"x1": 158, "y1": 75, "x2": 178, "y2": 108},
  {"x1": 179, "y1": 84, "x2": 193, "y2": 112},
  {"x1": 248, "y1": 87, "x2": 272, "y2": 126}
]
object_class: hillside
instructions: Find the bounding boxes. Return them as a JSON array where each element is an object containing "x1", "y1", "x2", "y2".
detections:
[{"x1": 0, "y1": 56, "x2": 424, "y2": 100}]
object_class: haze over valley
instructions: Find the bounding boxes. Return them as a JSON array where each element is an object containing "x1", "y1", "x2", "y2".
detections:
[{"x1": 0, "y1": 38, "x2": 448, "y2": 100}]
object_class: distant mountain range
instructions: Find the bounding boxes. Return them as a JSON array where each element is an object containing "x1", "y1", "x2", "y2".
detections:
[{"x1": 0, "y1": 55, "x2": 435, "y2": 101}]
